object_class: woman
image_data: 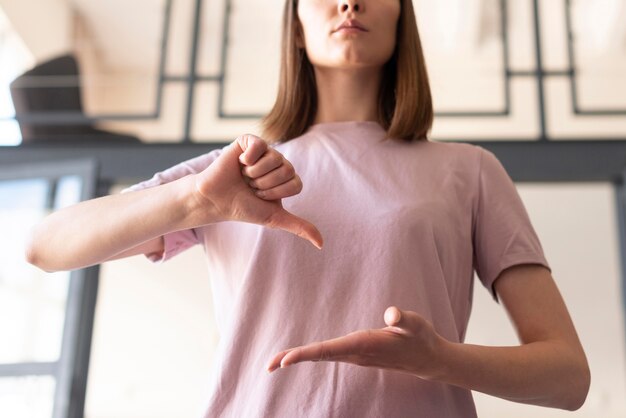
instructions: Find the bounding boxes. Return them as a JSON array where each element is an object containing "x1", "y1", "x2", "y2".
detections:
[{"x1": 27, "y1": 0, "x2": 590, "y2": 416}]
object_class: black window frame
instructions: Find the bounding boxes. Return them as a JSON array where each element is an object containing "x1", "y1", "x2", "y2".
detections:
[{"x1": 0, "y1": 159, "x2": 99, "y2": 418}]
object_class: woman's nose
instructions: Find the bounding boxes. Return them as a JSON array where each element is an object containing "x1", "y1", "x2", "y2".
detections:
[{"x1": 338, "y1": 0, "x2": 362, "y2": 13}]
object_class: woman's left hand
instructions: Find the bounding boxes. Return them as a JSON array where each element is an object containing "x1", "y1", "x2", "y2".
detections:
[{"x1": 266, "y1": 306, "x2": 447, "y2": 380}]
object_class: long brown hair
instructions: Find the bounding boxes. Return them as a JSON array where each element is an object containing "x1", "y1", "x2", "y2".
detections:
[{"x1": 260, "y1": 0, "x2": 434, "y2": 143}]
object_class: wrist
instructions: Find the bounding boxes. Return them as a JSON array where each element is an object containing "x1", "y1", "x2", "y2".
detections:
[
  {"x1": 177, "y1": 174, "x2": 224, "y2": 228},
  {"x1": 418, "y1": 335, "x2": 455, "y2": 382}
]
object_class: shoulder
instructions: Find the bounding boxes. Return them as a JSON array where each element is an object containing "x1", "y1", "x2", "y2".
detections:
[
  {"x1": 269, "y1": 131, "x2": 315, "y2": 151},
  {"x1": 427, "y1": 139, "x2": 481, "y2": 153},
  {"x1": 424, "y1": 140, "x2": 484, "y2": 168}
]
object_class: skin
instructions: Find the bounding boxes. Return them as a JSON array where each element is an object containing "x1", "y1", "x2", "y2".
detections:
[
  {"x1": 265, "y1": 0, "x2": 591, "y2": 411},
  {"x1": 26, "y1": 135, "x2": 322, "y2": 272},
  {"x1": 295, "y1": 0, "x2": 400, "y2": 123},
  {"x1": 298, "y1": 0, "x2": 400, "y2": 123},
  {"x1": 26, "y1": 0, "x2": 590, "y2": 411}
]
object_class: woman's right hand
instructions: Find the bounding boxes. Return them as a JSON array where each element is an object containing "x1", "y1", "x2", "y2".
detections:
[{"x1": 192, "y1": 134, "x2": 323, "y2": 249}]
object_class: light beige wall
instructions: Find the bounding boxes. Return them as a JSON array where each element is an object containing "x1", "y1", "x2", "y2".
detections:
[
  {"x1": 0, "y1": 0, "x2": 72, "y2": 63},
  {"x1": 82, "y1": 0, "x2": 626, "y2": 142}
]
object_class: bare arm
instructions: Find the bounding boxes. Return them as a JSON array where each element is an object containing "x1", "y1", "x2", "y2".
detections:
[
  {"x1": 269, "y1": 264, "x2": 590, "y2": 411},
  {"x1": 432, "y1": 264, "x2": 590, "y2": 410},
  {"x1": 26, "y1": 175, "x2": 207, "y2": 272},
  {"x1": 26, "y1": 135, "x2": 322, "y2": 273}
]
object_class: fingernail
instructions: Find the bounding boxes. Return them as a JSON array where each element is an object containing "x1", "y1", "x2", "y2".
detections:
[{"x1": 255, "y1": 190, "x2": 265, "y2": 198}]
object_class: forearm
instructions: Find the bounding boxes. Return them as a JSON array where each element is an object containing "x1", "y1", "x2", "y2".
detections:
[
  {"x1": 26, "y1": 174, "x2": 215, "y2": 272},
  {"x1": 429, "y1": 339, "x2": 590, "y2": 411}
]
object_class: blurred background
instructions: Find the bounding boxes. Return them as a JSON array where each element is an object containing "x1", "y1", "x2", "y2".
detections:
[{"x1": 0, "y1": 0, "x2": 625, "y2": 417}]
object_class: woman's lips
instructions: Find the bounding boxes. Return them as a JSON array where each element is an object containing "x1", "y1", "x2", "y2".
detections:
[
  {"x1": 334, "y1": 19, "x2": 368, "y2": 33},
  {"x1": 335, "y1": 27, "x2": 367, "y2": 34}
]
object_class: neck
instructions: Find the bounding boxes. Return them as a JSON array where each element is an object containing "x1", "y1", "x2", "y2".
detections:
[{"x1": 312, "y1": 66, "x2": 381, "y2": 124}]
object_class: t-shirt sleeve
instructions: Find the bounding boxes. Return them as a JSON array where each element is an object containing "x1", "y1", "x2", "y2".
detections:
[
  {"x1": 472, "y1": 147, "x2": 551, "y2": 300},
  {"x1": 121, "y1": 147, "x2": 224, "y2": 263}
]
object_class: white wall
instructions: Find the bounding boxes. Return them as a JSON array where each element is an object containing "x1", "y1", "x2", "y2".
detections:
[
  {"x1": 85, "y1": 232, "x2": 219, "y2": 418},
  {"x1": 466, "y1": 184, "x2": 626, "y2": 418}
]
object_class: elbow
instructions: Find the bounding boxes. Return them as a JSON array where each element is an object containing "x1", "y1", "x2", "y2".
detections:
[
  {"x1": 566, "y1": 362, "x2": 591, "y2": 411},
  {"x1": 559, "y1": 355, "x2": 591, "y2": 411},
  {"x1": 24, "y1": 235, "x2": 40, "y2": 267},
  {"x1": 24, "y1": 234, "x2": 57, "y2": 273}
]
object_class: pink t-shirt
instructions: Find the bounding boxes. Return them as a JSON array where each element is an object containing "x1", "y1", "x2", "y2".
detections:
[{"x1": 125, "y1": 120, "x2": 551, "y2": 417}]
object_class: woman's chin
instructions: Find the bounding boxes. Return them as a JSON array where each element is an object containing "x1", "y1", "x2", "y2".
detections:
[{"x1": 309, "y1": 53, "x2": 387, "y2": 71}]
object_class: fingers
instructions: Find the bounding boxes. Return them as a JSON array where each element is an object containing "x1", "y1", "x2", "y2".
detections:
[
  {"x1": 266, "y1": 348, "x2": 295, "y2": 372},
  {"x1": 243, "y1": 151, "x2": 286, "y2": 178},
  {"x1": 268, "y1": 208, "x2": 323, "y2": 249},
  {"x1": 248, "y1": 160, "x2": 296, "y2": 192},
  {"x1": 384, "y1": 306, "x2": 402, "y2": 326},
  {"x1": 281, "y1": 342, "x2": 330, "y2": 367},
  {"x1": 278, "y1": 335, "x2": 359, "y2": 369},
  {"x1": 236, "y1": 134, "x2": 268, "y2": 166},
  {"x1": 383, "y1": 306, "x2": 423, "y2": 336},
  {"x1": 240, "y1": 147, "x2": 301, "y2": 200},
  {"x1": 233, "y1": 135, "x2": 319, "y2": 248},
  {"x1": 267, "y1": 342, "x2": 338, "y2": 373},
  {"x1": 254, "y1": 176, "x2": 302, "y2": 200}
]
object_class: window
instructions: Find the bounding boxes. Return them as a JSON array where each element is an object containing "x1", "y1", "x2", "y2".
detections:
[
  {"x1": 0, "y1": 160, "x2": 98, "y2": 418},
  {"x1": 0, "y1": 7, "x2": 34, "y2": 146}
]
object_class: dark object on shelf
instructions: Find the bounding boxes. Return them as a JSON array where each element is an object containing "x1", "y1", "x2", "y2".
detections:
[{"x1": 10, "y1": 54, "x2": 141, "y2": 144}]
